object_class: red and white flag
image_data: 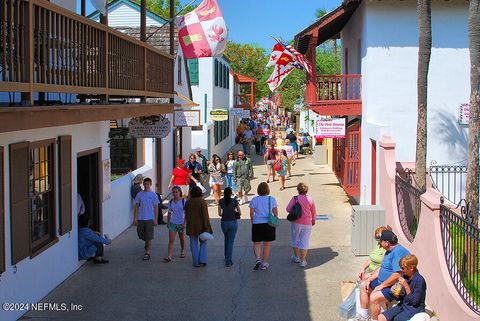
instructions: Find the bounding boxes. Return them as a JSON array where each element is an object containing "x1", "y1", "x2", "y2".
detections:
[
  {"x1": 176, "y1": 0, "x2": 228, "y2": 59},
  {"x1": 266, "y1": 63, "x2": 295, "y2": 92}
]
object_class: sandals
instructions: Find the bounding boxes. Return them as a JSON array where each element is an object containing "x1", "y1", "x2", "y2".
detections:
[
  {"x1": 180, "y1": 252, "x2": 186, "y2": 258},
  {"x1": 143, "y1": 253, "x2": 151, "y2": 261},
  {"x1": 163, "y1": 256, "x2": 172, "y2": 262}
]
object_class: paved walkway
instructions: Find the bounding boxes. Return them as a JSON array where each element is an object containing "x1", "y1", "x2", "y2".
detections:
[{"x1": 24, "y1": 146, "x2": 363, "y2": 321}]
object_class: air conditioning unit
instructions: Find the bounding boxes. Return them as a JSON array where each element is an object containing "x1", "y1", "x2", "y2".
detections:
[{"x1": 351, "y1": 205, "x2": 385, "y2": 256}]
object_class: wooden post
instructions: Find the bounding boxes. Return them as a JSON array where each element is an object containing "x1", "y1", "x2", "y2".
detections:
[
  {"x1": 306, "y1": 37, "x2": 318, "y2": 104},
  {"x1": 81, "y1": 0, "x2": 86, "y2": 16},
  {"x1": 21, "y1": 0, "x2": 33, "y2": 106},
  {"x1": 140, "y1": 0, "x2": 146, "y2": 42}
]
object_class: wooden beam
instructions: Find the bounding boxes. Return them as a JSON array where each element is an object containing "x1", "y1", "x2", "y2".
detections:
[
  {"x1": 81, "y1": 0, "x2": 86, "y2": 16},
  {"x1": 140, "y1": 0, "x2": 146, "y2": 42},
  {"x1": 308, "y1": 101, "x2": 362, "y2": 116}
]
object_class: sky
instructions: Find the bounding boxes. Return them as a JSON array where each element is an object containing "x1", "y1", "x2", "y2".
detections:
[{"x1": 80, "y1": 0, "x2": 342, "y2": 49}]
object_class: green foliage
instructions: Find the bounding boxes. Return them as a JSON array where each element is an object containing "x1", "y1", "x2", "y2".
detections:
[
  {"x1": 277, "y1": 69, "x2": 306, "y2": 112},
  {"x1": 316, "y1": 48, "x2": 341, "y2": 75},
  {"x1": 130, "y1": 0, "x2": 195, "y2": 19}
]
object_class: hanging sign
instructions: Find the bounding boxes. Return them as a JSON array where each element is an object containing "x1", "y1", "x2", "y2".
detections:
[
  {"x1": 174, "y1": 110, "x2": 201, "y2": 127},
  {"x1": 230, "y1": 108, "x2": 243, "y2": 116},
  {"x1": 129, "y1": 116, "x2": 171, "y2": 138},
  {"x1": 240, "y1": 109, "x2": 251, "y2": 119},
  {"x1": 102, "y1": 159, "x2": 111, "y2": 201},
  {"x1": 210, "y1": 109, "x2": 229, "y2": 121},
  {"x1": 315, "y1": 118, "x2": 346, "y2": 138},
  {"x1": 459, "y1": 103, "x2": 470, "y2": 125}
]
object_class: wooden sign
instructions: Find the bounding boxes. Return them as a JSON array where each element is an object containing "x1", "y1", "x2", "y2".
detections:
[
  {"x1": 174, "y1": 110, "x2": 201, "y2": 127},
  {"x1": 129, "y1": 116, "x2": 171, "y2": 138}
]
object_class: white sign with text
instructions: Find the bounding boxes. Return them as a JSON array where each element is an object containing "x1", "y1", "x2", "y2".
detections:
[
  {"x1": 315, "y1": 118, "x2": 346, "y2": 138},
  {"x1": 174, "y1": 110, "x2": 201, "y2": 127}
]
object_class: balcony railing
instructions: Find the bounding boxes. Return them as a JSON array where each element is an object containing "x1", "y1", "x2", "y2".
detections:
[
  {"x1": 0, "y1": 0, "x2": 173, "y2": 104},
  {"x1": 317, "y1": 74, "x2": 361, "y2": 101},
  {"x1": 234, "y1": 93, "x2": 254, "y2": 109}
]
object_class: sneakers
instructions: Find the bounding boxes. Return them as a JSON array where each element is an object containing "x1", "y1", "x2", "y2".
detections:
[
  {"x1": 291, "y1": 255, "x2": 300, "y2": 263},
  {"x1": 253, "y1": 260, "x2": 262, "y2": 271},
  {"x1": 260, "y1": 262, "x2": 270, "y2": 270},
  {"x1": 347, "y1": 316, "x2": 370, "y2": 321},
  {"x1": 299, "y1": 260, "x2": 307, "y2": 268}
]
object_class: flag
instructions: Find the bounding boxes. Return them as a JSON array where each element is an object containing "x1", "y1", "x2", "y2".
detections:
[
  {"x1": 266, "y1": 43, "x2": 292, "y2": 67},
  {"x1": 278, "y1": 38, "x2": 312, "y2": 76},
  {"x1": 176, "y1": 0, "x2": 228, "y2": 59},
  {"x1": 90, "y1": 0, "x2": 107, "y2": 16},
  {"x1": 266, "y1": 63, "x2": 295, "y2": 92}
]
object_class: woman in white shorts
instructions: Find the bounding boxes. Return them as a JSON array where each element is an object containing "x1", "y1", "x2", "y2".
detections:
[{"x1": 285, "y1": 182, "x2": 316, "y2": 267}]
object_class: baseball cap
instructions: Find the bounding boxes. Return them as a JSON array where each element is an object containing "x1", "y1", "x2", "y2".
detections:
[{"x1": 379, "y1": 230, "x2": 397, "y2": 242}]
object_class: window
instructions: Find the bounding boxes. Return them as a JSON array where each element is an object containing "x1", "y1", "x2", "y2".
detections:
[
  {"x1": 177, "y1": 56, "x2": 183, "y2": 85},
  {"x1": 109, "y1": 128, "x2": 136, "y2": 175},
  {"x1": 187, "y1": 58, "x2": 199, "y2": 85},
  {"x1": 29, "y1": 140, "x2": 55, "y2": 252},
  {"x1": 222, "y1": 65, "x2": 226, "y2": 88}
]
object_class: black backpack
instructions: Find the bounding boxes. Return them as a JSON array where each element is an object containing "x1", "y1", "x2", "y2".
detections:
[{"x1": 287, "y1": 196, "x2": 302, "y2": 222}]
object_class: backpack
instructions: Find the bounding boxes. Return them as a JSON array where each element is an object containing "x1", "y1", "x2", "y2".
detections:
[{"x1": 287, "y1": 196, "x2": 302, "y2": 222}]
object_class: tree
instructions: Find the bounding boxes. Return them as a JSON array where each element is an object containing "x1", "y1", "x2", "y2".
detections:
[
  {"x1": 466, "y1": 0, "x2": 479, "y2": 276},
  {"x1": 224, "y1": 41, "x2": 270, "y2": 100},
  {"x1": 315, "y1": 8, "x2": 336, "y2": 54},
  {"x1": 415, "y1": 0, "x2": 431, "y2": 191},
  {"x1": 131, "y1": 0, "x2": 195, "y2": 19}
]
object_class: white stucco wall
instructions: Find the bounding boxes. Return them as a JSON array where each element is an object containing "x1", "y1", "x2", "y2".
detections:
[{"x1": 344, "y1": 0, "x2": 469, "y2": 204}]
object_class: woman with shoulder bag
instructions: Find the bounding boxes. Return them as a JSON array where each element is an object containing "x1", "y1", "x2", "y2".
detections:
[
  {"x1": 218, "y1": 187, "x2": 241, "y2": 267},
  {"x1": 208, "y1": 154, "x2": 225, "y2": 205}
]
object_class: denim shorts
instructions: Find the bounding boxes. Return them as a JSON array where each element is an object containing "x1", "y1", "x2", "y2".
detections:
[{"x1": 370, "y1": 278, "x2": 395, "y2": 302}]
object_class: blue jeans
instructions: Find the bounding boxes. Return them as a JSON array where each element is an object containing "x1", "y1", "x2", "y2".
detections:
[
  {"x1": 189, "y1": 236, "x2": 208, "y2": 266},
  {"x1": 242, "y1": 142, "x2": 250, "y2": 155},
  {"x1": 225, "y1": 173, "x2": 236, "y2": 192},
  {"x1": 221, "y1": 220, "x2": 238, "y2": 264}
]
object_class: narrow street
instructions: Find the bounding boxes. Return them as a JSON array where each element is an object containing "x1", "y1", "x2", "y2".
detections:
[{"x1": 24, "y1": 147, "x2": 363, "y2": 321}]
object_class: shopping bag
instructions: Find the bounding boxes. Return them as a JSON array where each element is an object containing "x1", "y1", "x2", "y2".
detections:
[{"x1": 196, "y1": 182, "x2": 207, "y2": 194}]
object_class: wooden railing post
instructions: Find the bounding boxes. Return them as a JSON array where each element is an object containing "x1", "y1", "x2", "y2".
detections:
[
  {"x1": 306, "y1": 37, "x2": 317, "y2": 104},
  {"x1": 21, "y1": 0, "x2": 34, "y2": 106}
]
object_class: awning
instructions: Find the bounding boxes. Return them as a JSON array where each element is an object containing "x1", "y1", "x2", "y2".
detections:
[
  {"x1": 175, "y1": 91, "x2": 199, "y2": 107},
  {"x1": 294, "y1": 0, "x2": 361, "y2": 55}
]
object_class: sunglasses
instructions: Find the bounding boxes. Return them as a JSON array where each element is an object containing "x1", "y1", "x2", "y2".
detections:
[{"x1": 375, "y1": 236, "x2": 381, "y2": 241}]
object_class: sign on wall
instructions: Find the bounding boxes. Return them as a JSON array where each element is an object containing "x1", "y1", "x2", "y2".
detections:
[
  {"x1": 129, "y1": 116, "x2": 171, "y2": 138},
  {"x1": 230, "y1": 108, "x2": 243, "y2": 116},
  {"x1": 240, "y1": 110, "x2": 251, "y2": 119},
  {"x1": 102, "y1": 159, "x2": 111, "y2": 201},
  {"x1": 315, "y1": 118, "x2": 346, "y2": 138},
  {"x1": 210, "y1": 109, "x2": 229, "y2": 121},
  {"x1": 174, "y1": 110, "x2": 201, "y2": 127},
  {"x1": 459, "y1": 103, "x2": 470, "y2": 125}
]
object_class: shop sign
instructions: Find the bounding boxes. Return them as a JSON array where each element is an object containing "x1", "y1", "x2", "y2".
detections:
[
  {"x1": 240, "y1": 109, "x2": 251, "y2": 119},
  {"x1": 315, "y1": 118, "x2": 346, "y2": 138},
  {"x1": 230, "y1": 108, "x2": 243, "y2": 116},
  {"x1": 210, "y1": 109, "x2": 229, "y2": 121},
  {"x1": 129, "y1": 116, "x2": 171, "y2": 138},
  {"x1": 174, "y1": 110, "x2": 201, "y2": 127},
  {"x1": 459, "y1": 103, "x2": 470, "y2": 125}
]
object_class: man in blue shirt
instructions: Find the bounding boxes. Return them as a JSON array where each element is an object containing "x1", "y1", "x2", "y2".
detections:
[
  {"x1": 351, "y1": 230, "x2": 410, "y2": 321},
  {"x1": 134, "y1": 177, "x2": 159, "y2": 261},
  {"x1": 78, "y1": 214, "x2": 111, "y2": 264}
]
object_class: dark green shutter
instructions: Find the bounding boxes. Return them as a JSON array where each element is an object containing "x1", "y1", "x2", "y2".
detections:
[
  {"x1": 187, "y1": 58, "x2": 198, "y2": 85},
  {"x1": 58, "y1": 136, "x2": 72, "y2": 236},
  {"x1": 226, "y1": 67, "x2": 229, "y2": 89},
  {"x1": 214, "y1": 59, "x2": 218, "y2": 86},
  {"x1": 9, "y1": 142, "x2": 30, "y2": 264},
  {"x1": 0, "y1": 146, "x2": 5, "y2": 273}
]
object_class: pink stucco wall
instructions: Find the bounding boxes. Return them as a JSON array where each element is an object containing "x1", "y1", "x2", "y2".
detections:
[{"x1": 379, "y1": 135, "x2": 479, "y2": 321}]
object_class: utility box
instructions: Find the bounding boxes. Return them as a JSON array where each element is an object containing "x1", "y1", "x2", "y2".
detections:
[
  {"x1": 351, "y1": 205, "x2": 385, "y2": 256},
  {"x1": 313, "y1": 145, "x2": 327, "y2": 165}
]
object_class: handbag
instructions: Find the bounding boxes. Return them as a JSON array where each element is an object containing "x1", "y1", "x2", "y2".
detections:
[
  {"x1": 267, "y1": 196, "x2": 280, "y2": 228},
  {"x1": 196, "y1": 182, "x2": 207, "y2": 193},
  {"x1": 273, "y1": 159, "x2": 282, "y2": 171},
  {"x1": 199, "y1": 231, "x2": 214, "y2": 241},
  {"x1": 234, "y1": 199, "x2": 241, "y2": 219},
  {"x1": 287, "y1": 196, "x2": 302, "y2": 222}
]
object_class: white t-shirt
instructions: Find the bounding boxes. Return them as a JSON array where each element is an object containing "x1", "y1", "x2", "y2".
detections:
[
  {"x1": 249, "y1": 195, "x2": 278, "y2": 224},
  {"x1": 283, "y1": 145, "x2": 294, "y2": 158},
  {"x1": 243, "y1": 130, "x2": 254, "y2": 140},
  {"x1": 226, "y1": 160, "x2": 235, "y2": 174}
]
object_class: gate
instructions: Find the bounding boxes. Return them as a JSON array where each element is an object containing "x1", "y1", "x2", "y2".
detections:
[{"x1": 332, "y1": 121, "x2": 361, "y2": 198}]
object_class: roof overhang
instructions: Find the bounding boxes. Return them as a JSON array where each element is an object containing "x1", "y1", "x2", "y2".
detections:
[
  {"x1": 230, "y1": 70, "x2": 257, "y2": 84},
  {"x1": 294, "y1": 0, "x2": 361, "y2": 55}
]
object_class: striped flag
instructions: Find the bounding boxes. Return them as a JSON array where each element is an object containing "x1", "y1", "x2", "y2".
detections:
[{"x1": 278, "y1": 38, "x2": 312, "y2": 76}]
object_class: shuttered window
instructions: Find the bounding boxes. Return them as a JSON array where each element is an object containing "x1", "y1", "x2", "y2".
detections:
[
  {"x1": 187, "y1": 58, "x2": 198, "y2": 85},
  {"x1": 9, "y1": 142, "x2": 30, "y2": 264},
  {"x1": 214, "y1": 59, "x2": 218, "y2": 86},
  {"x1": 177, "y1": 56, "x2": 183, "y2": 85},
  {"x1": 0, "y1": 146, "x2": 5, "y2": 273},
  {"x1": 226, "y1": 67, "x2": 229, "y2": 89},
  {"x1": 58, "y1": 136, "x2": 72, "y2": 235}
]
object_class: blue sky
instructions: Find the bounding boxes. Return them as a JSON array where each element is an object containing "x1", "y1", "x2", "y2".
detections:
[{"x1": 80, "y1": 0, "x2": 342, "y2": 49}]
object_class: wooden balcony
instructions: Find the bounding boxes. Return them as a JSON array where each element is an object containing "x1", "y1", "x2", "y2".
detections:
[
  {"x1": 231, "y1": 70, "x2": 256, "y2": 110},
  {"x1": 234, "y1": 93, "x2": 255, "y2": 110},
  {"x1": 0, "y1": 0, "x2": 174, "y2": 132},
  {"x1": 307, "y1": 74, "x2": 361, "y2": 116}
]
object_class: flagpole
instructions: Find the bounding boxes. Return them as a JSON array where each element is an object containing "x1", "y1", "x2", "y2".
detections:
[{"x1": 145, "y1": 0, "x2": 198, "y2": 41}]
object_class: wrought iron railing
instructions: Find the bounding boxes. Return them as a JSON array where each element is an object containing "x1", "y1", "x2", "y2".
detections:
[
  {"x1": 395, "y1": 169, "x2": 424, "y2": 242},
  {"x1": 429, "y1": 160, "x2": 467, "y2": 206},
  {"x1": 440, "y1": 198, "x2": 480, "y2": 314}
]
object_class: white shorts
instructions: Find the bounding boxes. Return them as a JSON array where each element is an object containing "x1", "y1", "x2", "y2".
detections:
[{"x1": 290, "y1": 223, "x2": 312, "y2": 250}]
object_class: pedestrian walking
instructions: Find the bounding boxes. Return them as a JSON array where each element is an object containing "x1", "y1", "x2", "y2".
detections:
[
  {"x1": 224, "y1": 152, "x2": 237, "y2": 194},
  {"x1": 233, "y1": 151, "x2": 254, "y2": 204},
  {"x1": 264, "y1": 143, "x2": 278, "y2": 183},
  {"x1": 286, "y1": 131, "x2": 298, "y2": 160},
  {"x1": 168, "y1": 159, "x2": 199, "y2": 197},
  {"x1": 163, "y1": 186, "x2": 187, "y2": 262},
  {"x1": 185, "y1": 153, "x2": 204, "y2": 189},
  {"x1": 286, "y1": 183, "x2": 316, "y2": 268},
  {"x1": 276, "y1": 150, "x2": 288, "y2": 191},
  {"x1": 195, "y1": 148, "x2": 209, "y2": 182},
  {"x1": 283, "y1": 139, "x2": 295, "y2": 177},
  {"x1": 242, "y1": 127, "x2": 254, "y2": 155},
  {"x1": 218, "y1": 187, "x2": 241, "y2": 267},
  {"x1": 249, "y1": 182, "x2": 278, "y2": 271},
  {"x1": 185, "y1": 186, "x2": 213, "y2": 267},
  {"x1": 133, "y1": 177, "x2": 159, "y2": 261},
  {"x1": 208, "y1": 154, "x2": 225, "y2": 204}
]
